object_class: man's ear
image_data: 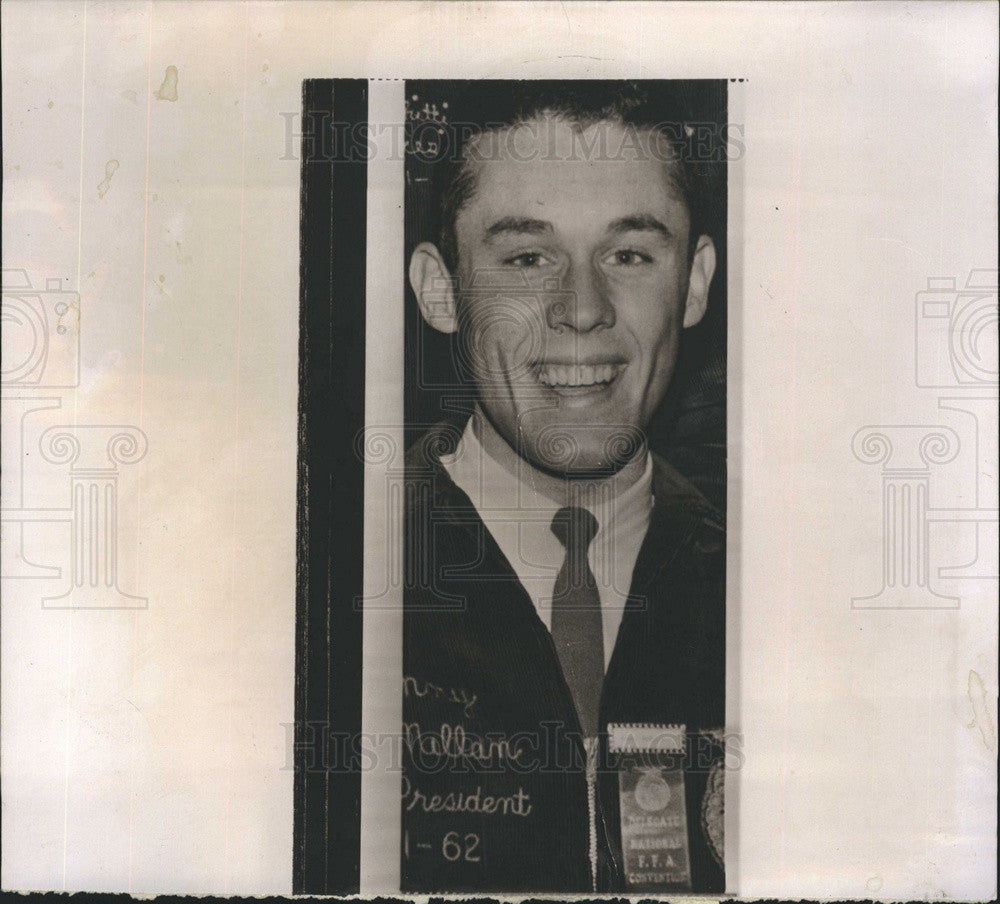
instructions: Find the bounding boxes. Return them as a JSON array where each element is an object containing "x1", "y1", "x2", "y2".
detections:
[
  {"x1": 409, "y1": 242, "x2": 458, "y2": 334},
  {"x1": 682, "y1": 235, "x2": 716, "y2": 328}
]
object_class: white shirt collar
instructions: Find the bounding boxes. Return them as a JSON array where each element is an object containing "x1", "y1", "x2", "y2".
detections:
[{"x1": 439, "y1": 414, "x2": 654, "y2": 670}]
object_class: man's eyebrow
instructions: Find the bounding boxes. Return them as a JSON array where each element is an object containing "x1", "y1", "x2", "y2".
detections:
[
  {"x1": 483, "y1": 216, "x2": 553, "y2": 242},
  {"x1": 607, "y1": 214, "x2": 672, "y2": 238}
]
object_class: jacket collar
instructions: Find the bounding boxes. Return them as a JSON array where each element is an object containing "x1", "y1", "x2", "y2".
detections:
[{"x1": 407, "y1": 419, "x2": 720, "y2": 594}]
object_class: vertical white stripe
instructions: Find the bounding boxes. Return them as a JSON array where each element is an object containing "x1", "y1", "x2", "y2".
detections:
[
  {"x1": 724, "y1": 77, "x2": 746, "y2": 898},
  {"x1": 360, "y1": 78, "x2": 405, "y2": 894}
]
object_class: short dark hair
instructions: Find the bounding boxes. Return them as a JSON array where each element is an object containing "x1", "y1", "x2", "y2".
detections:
[{"x1": 413, "y1": 80, "x2": 725, "y2": 273}]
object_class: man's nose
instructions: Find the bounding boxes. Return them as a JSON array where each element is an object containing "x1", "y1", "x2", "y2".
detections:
[{"x1": 545, "y1": 265, "x2": 616, "y2": 333}]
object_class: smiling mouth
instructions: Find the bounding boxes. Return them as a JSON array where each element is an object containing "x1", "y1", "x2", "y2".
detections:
[{"x1": 535, "y1": 363, "x2": 625, "y2": 392}]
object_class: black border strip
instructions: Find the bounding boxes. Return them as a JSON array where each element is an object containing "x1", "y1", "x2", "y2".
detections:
[{"x1": 294, "y1": 77, "x2": 367, "y2": 895}]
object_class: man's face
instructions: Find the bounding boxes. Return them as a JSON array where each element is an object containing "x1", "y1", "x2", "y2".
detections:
[{"x1": 449, "y1": 116, "x2": 714, "y2": 476}]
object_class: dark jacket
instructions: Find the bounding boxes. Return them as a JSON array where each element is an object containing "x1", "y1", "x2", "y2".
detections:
[{"x1": 401, "y1": 422, "x2": 726, "y2": 893}]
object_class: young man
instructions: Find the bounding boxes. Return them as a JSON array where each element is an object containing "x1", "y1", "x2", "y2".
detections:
[{"x1": 401, "y1": 82, "x2": 726, "y2": 893}]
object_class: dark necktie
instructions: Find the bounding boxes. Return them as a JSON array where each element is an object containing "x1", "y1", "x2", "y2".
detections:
[{"x1": 550, "y1": 506, "x2": 603, "y2": 738}]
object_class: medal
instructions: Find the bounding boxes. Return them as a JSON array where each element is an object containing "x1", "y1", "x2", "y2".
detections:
[{"x1": 610, "y1": 722, "x2": 691, "y2": 892}]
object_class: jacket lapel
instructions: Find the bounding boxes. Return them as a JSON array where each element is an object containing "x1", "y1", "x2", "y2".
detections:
[{"x1": 415, "y1": 427, "x2": 585, "y2": 740}]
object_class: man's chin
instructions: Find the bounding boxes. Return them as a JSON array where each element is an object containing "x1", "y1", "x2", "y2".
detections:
[{"x1": 522, "y1": 431, "x2": 646, "y2": 480}]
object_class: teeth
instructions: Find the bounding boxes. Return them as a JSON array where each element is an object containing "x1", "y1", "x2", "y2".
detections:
[{"x1": 537, "y1": 364, "x2": 620, "y2": 386}]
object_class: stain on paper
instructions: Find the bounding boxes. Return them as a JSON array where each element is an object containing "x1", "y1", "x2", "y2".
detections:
[
  {"x1": 153, "y1": 274, "x2": 171, "y2": 298},
  {"x1": 57, "y1": 300, "x2": 80, "y2": 333},
  {"x1": 155, "y1": 65, "x2": 179, "y2": 102},
  {"x1": 121, "y1": 89, "x2": 138, "y2": 104},
  {"x1": 97, "y1": 159, "x2": 119, "y2": 198},
  {"x1": 967, "y1": 669, "x2": 996, "y2": 751}
]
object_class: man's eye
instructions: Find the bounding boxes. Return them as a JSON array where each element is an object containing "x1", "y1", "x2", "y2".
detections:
[
  {"x1": 607, "y1": 249, "x2": 653, "y2": 266},
  {"x1": 503, "y1": 251, "x2": 547, "y2": 268}
]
